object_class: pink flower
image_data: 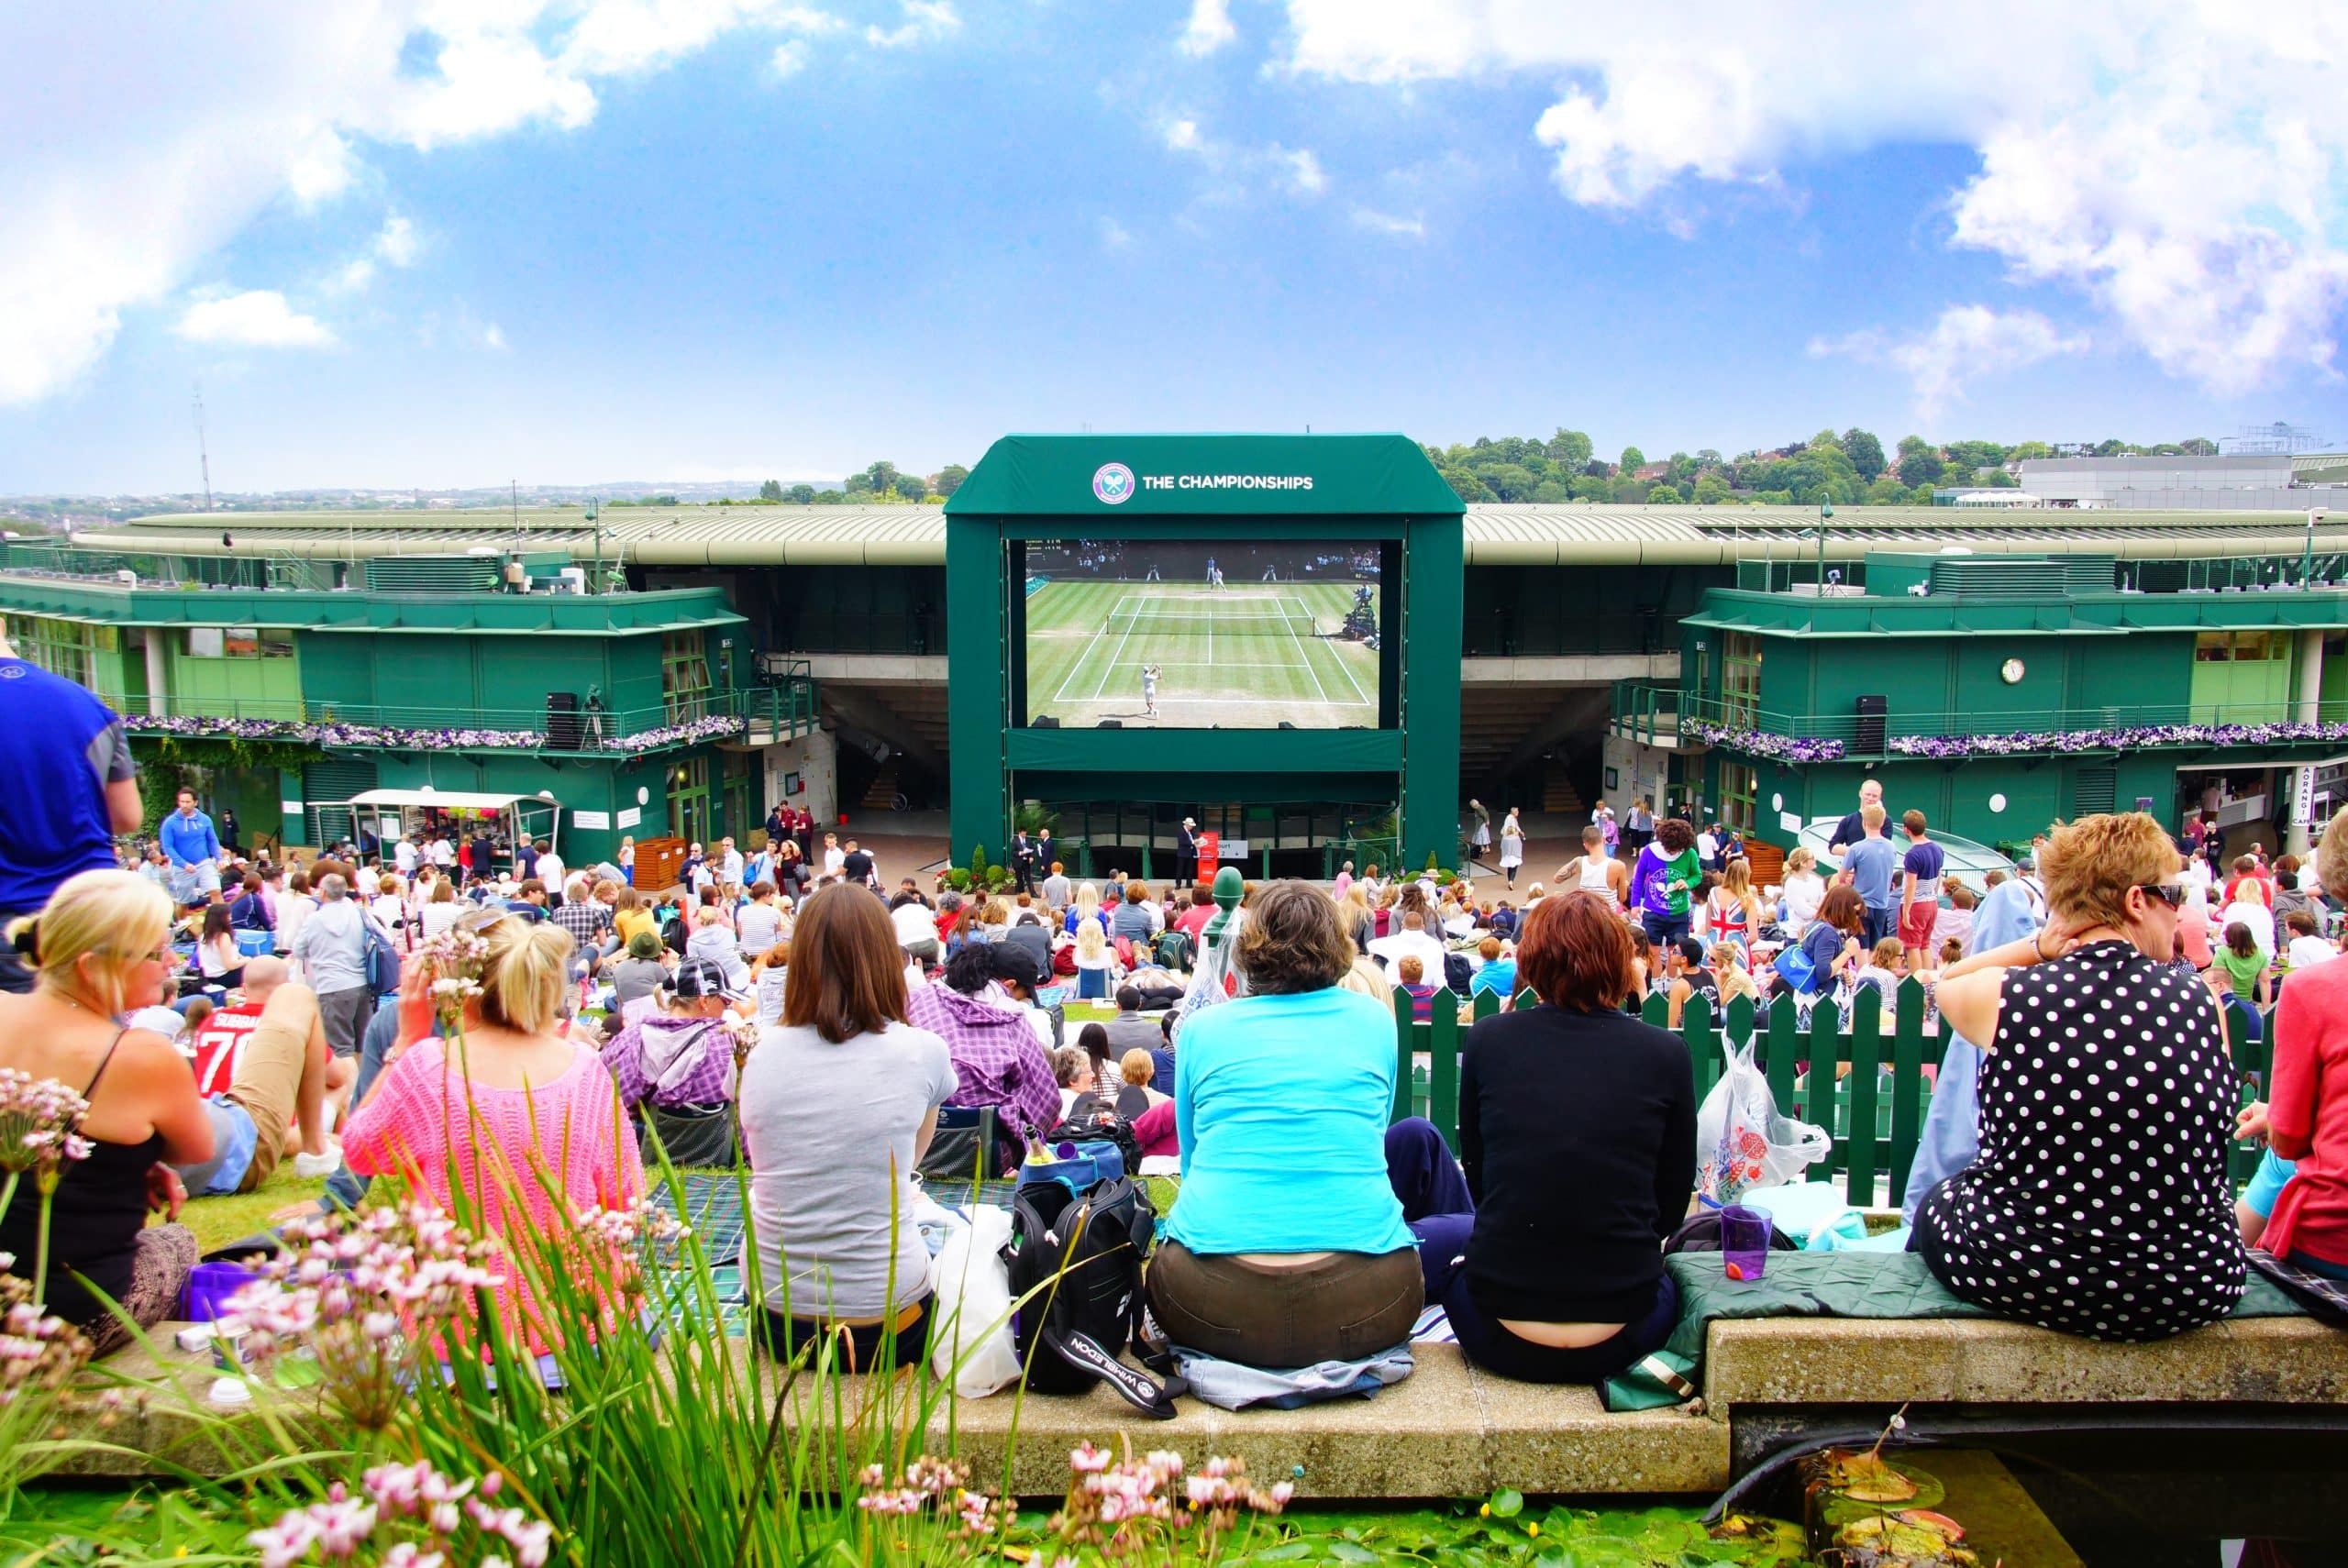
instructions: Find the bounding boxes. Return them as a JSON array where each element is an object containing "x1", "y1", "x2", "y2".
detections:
[
  {"x1": 247, "y1": 1512, "x2": 320, "y2": 1568},
  {"x1": 1069, "y1": 1441, "x2": 1110, "y2": 1474}
]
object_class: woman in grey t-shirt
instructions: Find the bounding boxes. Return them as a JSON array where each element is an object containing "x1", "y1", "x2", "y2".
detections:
[{"x1": 739, "y1": 885, "x2": 957, "y2": 1370}]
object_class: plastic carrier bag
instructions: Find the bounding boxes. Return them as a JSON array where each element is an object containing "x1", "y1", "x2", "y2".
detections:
[
  {"x1": 1695, "y1": 1039, "x2": 1831, "y2": 1205},
  {"x1": 929, "y1": 1206, "x2": 1023, "y2": 1397}
]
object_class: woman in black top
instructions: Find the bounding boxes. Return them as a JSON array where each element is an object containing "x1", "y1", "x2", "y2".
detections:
[
  {"x1": 1409, "y1": 890, "x2": 1697, "y2": 1384},
  {"x1": 0, "y1": 871, "x2": 215, "y2": 1353}
]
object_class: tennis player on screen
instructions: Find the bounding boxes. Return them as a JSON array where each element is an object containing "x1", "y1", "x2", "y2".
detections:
[{"x1": 1141, "y1": 663, "x2": 1161, "y2": 717}]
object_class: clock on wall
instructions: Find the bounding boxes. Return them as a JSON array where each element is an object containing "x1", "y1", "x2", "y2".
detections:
[{"x1": 1999, "y1": 657, "x2": 2026, "y2": 684}]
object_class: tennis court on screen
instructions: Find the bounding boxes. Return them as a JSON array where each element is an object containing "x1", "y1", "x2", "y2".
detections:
[{"x1": 1024, "y1": 579, "x2": 1378, "y2": 729}]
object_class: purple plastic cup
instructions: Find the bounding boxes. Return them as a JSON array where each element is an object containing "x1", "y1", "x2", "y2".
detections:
[
  {"x1": 1720, "y1": 1205, "x2": 1770, "y2": 1282},
  {"x1": 181, "y1": 1261, "x2": 263, "y2": 1322}
]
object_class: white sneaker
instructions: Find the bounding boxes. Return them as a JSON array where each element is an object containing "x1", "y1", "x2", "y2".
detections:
[{"x1": 293, "y1": 1148, "x2": 341, "y2": 1180}]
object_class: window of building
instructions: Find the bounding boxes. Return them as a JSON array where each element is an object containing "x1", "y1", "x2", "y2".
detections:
[
  {"x1": 1718, "y1": 761, "x2": 1757, "y2": 833},
  {"x1": 2196, "y1": 630, "x2": 2287, "y2": 662},
  {"x1": 15, "y1": 614, "x2": 113, "y2": 690},
  {"x1": 661, "y1": 632, "x2": 713, "y2": 723},
  {"x1": 1722, "y1": 632, "x2": 1763, "y2": 728}
]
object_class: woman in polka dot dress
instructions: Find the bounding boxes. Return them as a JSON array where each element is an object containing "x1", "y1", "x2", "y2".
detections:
[{"x1": 1913, "y1": 812, "x2": 2245, "y2": 1342}]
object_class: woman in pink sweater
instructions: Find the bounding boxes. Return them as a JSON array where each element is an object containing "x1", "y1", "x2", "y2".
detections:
[{"x1": 345, "y1": 913, "x2": 645, "y2": 1356}]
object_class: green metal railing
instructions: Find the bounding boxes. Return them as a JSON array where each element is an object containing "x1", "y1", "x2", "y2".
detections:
[
  {"x1": 1609, "y1": 679, "x2": 1678, "y2": 745},
  {"x1": 1392, "y1": 978, "x2": 2270, "y2": 1205},
  {"x1": 743, "y1": 663, "x2": 820, "y2": 740}
]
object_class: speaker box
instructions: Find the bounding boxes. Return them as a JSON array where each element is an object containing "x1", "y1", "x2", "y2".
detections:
[
  {"x1": 1097, "y1": 719, "x2": 1122, "y2": 729},
  {"x1": 546, "y1": 690, "x2": 581, "y2": 751},
  {"x1": 1854, "y1": 693, "x2": 1887, "y2": 755},
  {"x1": 1032, "y1": 715, "x2": 1059, "y2": 729}
]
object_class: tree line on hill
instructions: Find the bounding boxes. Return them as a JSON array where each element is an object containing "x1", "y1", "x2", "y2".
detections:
[
  {"x1": 716, "y1": 430, "x2": 2220, "y2": 510},
  {"x1": 1423, "y1": 429, "x2": 2220, "y2": 507}
]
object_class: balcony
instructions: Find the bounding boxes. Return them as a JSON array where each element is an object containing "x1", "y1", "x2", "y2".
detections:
[
  {"x1": 118, "y1": 678, "x2": 818, "y2": 758},
  {"x1": 1662, "y1": 690, "x2": 2348, "y2": 766},
  {"x1": 1608, "y1": 680, "x2": 1691, "y2": 749}
]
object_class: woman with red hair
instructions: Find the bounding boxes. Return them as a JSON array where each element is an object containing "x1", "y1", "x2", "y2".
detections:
[{"x1": 1406, "y1": 890, "x2": 1696, "y2": 1384}]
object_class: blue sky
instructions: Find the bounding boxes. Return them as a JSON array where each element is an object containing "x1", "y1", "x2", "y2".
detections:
[{"x1": 3, "y1": 1, "x2": 2344, "y2": 492}]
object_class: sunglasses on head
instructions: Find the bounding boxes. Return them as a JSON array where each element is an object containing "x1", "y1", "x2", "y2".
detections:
[{"x1": 2133, "y1": 882, "x2": 2188, "y2": 909}]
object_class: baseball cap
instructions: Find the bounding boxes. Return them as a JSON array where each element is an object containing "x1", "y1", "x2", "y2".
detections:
[{"x1": 670, "y1": 955, "x2": 745, "y2": 1001}]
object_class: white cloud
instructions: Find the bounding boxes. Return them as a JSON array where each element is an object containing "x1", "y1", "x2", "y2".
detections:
[
  {"x1": 174, "y1": 290, "x2": 337, "y2": 348},
  {"x1": 373, "y1": 214, "x2": 420, "y2": 269},
  {"x1": 284, "y1": 127, "x2": 355, "y2": 204},
  {"x1": 1158, "y1": 116, "x2": 1328, "y2": 206},
  {"x1": 770, "y1": 39, "x2": 810, "y2": 75},
  {"x1": 0, "y1": 0, "x2": 949, "y2": 405},
  {"x1": 1178, "y1": 0, "x2": 1236, "y2": 58},
  {"x1": 481, "y1": 322, "x2": 508, "y2": 351},
  {"x1": 1276, "y1": 0, "x2": 2348, "y2": 392},
  {"x1": 1100, "y1": 216, "x2": 1135, "y2": 249},
  {"x1": 1811, "y1": 305, "x2": 2089, "y2": 416},
  {"x1": 1272, "y1": 145, "x2": 1325, "y2": 196},
  {"x1": 1351, "y1": 205, "x2": 1424, "y2": 239},
  {"x1": 865, "y1": 0, "x2": 958, "y2": 49}
]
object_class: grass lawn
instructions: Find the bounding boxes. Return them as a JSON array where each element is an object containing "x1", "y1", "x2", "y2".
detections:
[{"x1": 178, "y1": 1167, "x2": 330, "y2": 1253}]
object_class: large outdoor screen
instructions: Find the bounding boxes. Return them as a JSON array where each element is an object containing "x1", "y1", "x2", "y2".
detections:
[{"x1": 1022, "y1": 541, "x2": 1381, "y2": 729}]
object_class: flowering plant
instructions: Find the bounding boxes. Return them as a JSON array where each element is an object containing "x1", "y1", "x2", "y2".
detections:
[
  {"x1": 0, "y1": 1069, "x2": 96, "y2": 1304},
  {"x1": 1889, "y1": 718, "x2": 2348, "y2": 759},
  {"x1": 121, "y1": 712, "x2": 748, "y2": 755},
  {"x1": 846, "y1": 1441, "x2": 1293, "y2": 1566},
  {"x1": 418, "y1": 926, "x2": 492, "y2": 1032},
  {"x1": 1683, "y1": 719, "x2": 1848, "y2": 764},
  {"x1": 245, "y1": 1459, "x2": 551, "y2": 1568},
  {"x1": 223, "y1": 1203, "x2": 504, "y2": 1431}
]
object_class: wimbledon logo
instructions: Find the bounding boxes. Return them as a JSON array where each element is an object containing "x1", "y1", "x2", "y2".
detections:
[{"x1": 1091, "y1": 462, "x2": 1136, "y2": 505}]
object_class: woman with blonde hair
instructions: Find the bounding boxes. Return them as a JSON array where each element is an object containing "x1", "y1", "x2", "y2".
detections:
[
  {"x1": 1338, "y1": 881, "x2": 1377, "y2": 955},
  {"x1": 1072, "y1": 915, "x2": 1121, "y2": 999},
  {"x1": 1706, "y1": 858, "x2": 1764, "y2": 949},
  {"x1": 1064, "y1": 881, "x2": 1102, "y2": 936},
  {"x1": 0, "y1": 872, "x2": 214, "y2": 1351},
  {"x1": 344, "y1": 913, "x2": 644, "y2": 1353}
]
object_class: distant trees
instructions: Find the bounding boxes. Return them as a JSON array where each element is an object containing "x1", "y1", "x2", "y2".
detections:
[
  {"x1": 1839, "y1": 428, "x2": 1886, "y2": 481},
  {"x1": 758, "y1": 479, "x2": 785, "y2": 502}
]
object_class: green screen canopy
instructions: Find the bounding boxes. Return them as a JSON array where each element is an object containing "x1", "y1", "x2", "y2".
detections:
[{"x1": 946, "y1": 433, "x2": 1465, "y2": 518}]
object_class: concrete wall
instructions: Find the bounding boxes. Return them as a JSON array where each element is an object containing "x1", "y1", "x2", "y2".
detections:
[
  {"x1": 1601, "y1": 733, "x2": 1671, "y2": 818},
  {"x1": 759, "y1": 727, "x2": 837, "y2": 828}
]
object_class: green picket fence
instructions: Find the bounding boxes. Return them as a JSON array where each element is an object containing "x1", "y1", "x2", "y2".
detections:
[{"x1": 1392, "y1": 977, "x2": 2271, "y2": 1207}]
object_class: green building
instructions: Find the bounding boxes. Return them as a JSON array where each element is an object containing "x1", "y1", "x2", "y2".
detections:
[
  {"x1": 17, "y1": 467, "x2": 2348, "y2": 876},
  {"x1": 1635, "y1": 551, "x2": 2348, "y2": 856},
  {"x1": 940, "y1": 434, "x2": 1464, "y2": 877},
  {"x1": 0, "y1": 564, "x2": 815, "y2": 864}
]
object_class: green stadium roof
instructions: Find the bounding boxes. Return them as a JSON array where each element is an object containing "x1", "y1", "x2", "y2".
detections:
[{"x1": 54, "y1": 502, "x2": 2348, "y2": 569}]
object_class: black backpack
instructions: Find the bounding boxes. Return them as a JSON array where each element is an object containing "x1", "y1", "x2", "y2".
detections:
[
  {"x1": 1002, "y1": 1175, "x2": 1180, "y2": 1418},
  {"x1": 1443, "y1": 950, "x2": 1474, "y2": 996}
]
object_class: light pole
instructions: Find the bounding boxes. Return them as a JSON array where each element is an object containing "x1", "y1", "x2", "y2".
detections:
[
  {"x1": 586, "y1": 499, "x2": 603, "y2": 594},
  {"x1": 1815, "y1": 500, "x2": 1834, "y2": 591},
  {"x1": 2305, "y1": 506, "x2": 2329, "y2": 588}
]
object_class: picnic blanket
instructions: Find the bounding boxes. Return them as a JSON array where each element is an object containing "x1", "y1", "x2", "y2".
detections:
[{"x1": 1613, "y1": 1250, "x2": 2309, "y2": 1409}]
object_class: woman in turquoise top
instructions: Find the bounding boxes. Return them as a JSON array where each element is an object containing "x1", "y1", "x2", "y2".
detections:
[{"x1": 1152, "y1": 881, "x2": 1425, "y2": 1367}]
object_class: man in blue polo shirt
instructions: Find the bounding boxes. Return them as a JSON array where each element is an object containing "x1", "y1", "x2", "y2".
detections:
[
  {"x1": 0, "y1": 643, "x2": 144, "y2": 991},
  {"x1": 159, "y1": 785, "x2": 224, "y2": 905}
]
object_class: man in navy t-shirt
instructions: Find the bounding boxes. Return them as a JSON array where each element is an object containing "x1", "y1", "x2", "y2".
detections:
[
  {"x1": 0, "y1": 649, "x2": 143, "y2": 991},
  {"x1": 1898, "y1": 809, "x2": 1947, "y2": 963}
]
